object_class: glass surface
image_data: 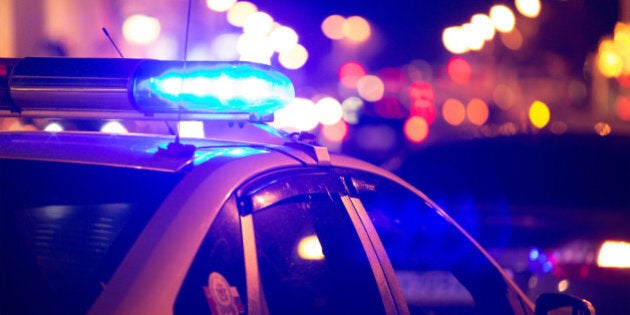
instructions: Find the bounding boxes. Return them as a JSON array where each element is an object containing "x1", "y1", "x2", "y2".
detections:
[
  {"x1": 252, "y1": 192, "x2": 386, "y2": 314},
  {"x1": 352, "y1": 174, "x2": 519, "y2": 315},
  {"x1": 0, "y1": 159, "x2": 183, "y2": 314}
]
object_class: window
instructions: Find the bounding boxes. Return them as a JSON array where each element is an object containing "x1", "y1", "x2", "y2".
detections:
[
  {"x1": 351, "y1": 173, "x2": 518, "y2": 315},
  {"x1": 241, "y1": 171, "x2": 386, "y2": 315},
  {"x1": 0, "y1": 159, "x2": 182, "y2": 314}
]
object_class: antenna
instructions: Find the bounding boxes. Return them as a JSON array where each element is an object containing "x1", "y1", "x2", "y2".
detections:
[
  {"x1": 156, "y1": 0, "x2": 196, "y2": 158},
  {"x1": 102, "y1": 27, "x2": 124, "y2": 58}
]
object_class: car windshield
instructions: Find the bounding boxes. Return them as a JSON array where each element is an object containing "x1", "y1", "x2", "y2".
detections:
[{"x1": 0, "y1": 159, "x2": 183, "y2": 314}]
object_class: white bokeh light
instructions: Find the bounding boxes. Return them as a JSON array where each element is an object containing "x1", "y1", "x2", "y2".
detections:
[
  {"x1": 315, "y1": 97, "x2": 343, "y2": 126},
  {"x1": 122, "y1": 14, "x2": 161, "y2": 45},
  {"x1": 271, "y1": 97, "x2": 318, "y2": 132},
  {"x1": 278, "y1": 44, "x2": 308, "y2": 70}
]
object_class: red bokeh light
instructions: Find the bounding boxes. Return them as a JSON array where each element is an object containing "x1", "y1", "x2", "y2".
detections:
[
  {"x1": 409, "y1": 81, "x2": 435, "y2": 102},
  {"x1": 447, "y1": 57, "x2": 472, "y2": 85},
  {"x1": 338, "y1": 62, "x2": 366, "y2": 89},
  {"x1": 616, "y1": 96, "x2": 630, "y2": 121}
]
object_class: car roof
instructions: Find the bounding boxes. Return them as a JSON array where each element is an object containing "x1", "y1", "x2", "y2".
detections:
[{"x1": 0, "y1": 121, "x2": 301, "y2": 172}]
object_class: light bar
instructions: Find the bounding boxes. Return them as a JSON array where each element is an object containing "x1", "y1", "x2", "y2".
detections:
[{"x1": 0, "y1": 57, "x2": 295, "y2": 122}]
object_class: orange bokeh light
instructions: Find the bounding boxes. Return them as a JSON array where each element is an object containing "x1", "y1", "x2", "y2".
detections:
[{"x1": 404, "y1": 116, "x2": 429, "y2": 143}]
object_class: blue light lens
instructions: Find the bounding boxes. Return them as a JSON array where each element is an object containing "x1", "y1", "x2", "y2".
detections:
[{"x1": 132, "y1": 61, "x2": 295, "y2": 119}]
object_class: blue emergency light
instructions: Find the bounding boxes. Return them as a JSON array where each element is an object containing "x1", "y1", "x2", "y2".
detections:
[{"x1": 0, "y1": 57, "x2": 295, "y2": 122}]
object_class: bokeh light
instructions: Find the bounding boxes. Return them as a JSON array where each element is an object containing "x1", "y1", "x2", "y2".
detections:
[
  {"x1": 490, "y1": 5, "x2": 516, "y2": 33},
  {"x1": 594, "y1": 122, "x2": 612, "y2": 136},
  {"x1": 270, "y1": 26, "x2": 298, "y2": 53},
  {"x1": 227, "y1": 1, "x2": 257, "y2": 27},
  {"x1": 443, "y1": 26, "x2": 469, "y2": 54},
  {"x1": 471, "y1": 14, "x2": 495, "y2": 41},
  {"x1": 515, "y1": 0, "x2": 541, "y2": 18},
  {"x1": 500, "y1": 28, "x2": 524, "y2": 50},
  {"x1": 339, "y1": 62, "x2": 367, "y2": 89},
  {"x1": 321, "y1": 15, "x2": 346, "y2": 40},
  {"x1": 342, "y1": 16, "x2": 371, "y2": 42},
  {"x1": 529, "y1": 100, "x2": 551, "y2": 129},
  {"x1": 409, "y1": 81, "x2": 435, "y2": 103},
  {"x1": 315, "y1": 97, "x2": 343, "y2": 125},
  {"x1": 278, "y1": 43, "x2": 308, "y2": 69},
  {"x1": 341, "y1": 96, "x2": 364, "y2": 124},
  {"x1": 206, "y1": 0, "x2": 236, "y2": 12},
  {"x1": 242, "y1": 11, "x2": 274, "y2": 36},
  {"x1": 122, "y1": 14, "x2": 161, "y2": 45},
  {"x1": 404, "y1": 116, "x2": 429, "y2": 143},
  {"x1": 237, "y1": 33, "x2": 274, "y2": 64},
  {"x1": 321, "y1": 120, "x2": 349, "y2": 143},
  {"x1": 616, "y1": 96, "x2": 630, "y2": 120},
  {"x1": 357, "y1": 75, "x2": 385, "y2": 102},
  {"x1": 597, "y1": 240, "x2": 630, "y2": 268},
  {"x1": 447, "y1": 57, "x2": 472, "y2": 85},
  {"x1": 271, "y1": 97, "x2": 318, "y2": 132},
  {"x1": 462, "y1": 23, "x2": 485, "y2": 51},
  {"x1": 493, "y1": 84, "x2": 515, "y2": 110},
  {"x1": 598, "y1": 39, "x2": 623, "y2": 78},
  {"x1": 442, "y1": 98, "x2": 466, "y2": 126},
  {"x1": 467, "y1": 98, "x2": 490, "y2": 126}
]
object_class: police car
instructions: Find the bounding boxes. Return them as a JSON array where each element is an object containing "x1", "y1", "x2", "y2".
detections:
[{"x1": 0, "y1": 57, "x2": 594, "y2": 314}]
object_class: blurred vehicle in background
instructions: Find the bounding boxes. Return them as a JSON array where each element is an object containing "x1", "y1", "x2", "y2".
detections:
[{"x1": 394, "y1": 133, "x2": 630, "y2": 315}]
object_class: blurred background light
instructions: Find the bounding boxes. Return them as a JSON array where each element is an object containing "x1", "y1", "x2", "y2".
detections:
[
  {"x1": 321, "y1": 14, "x2": 346, "y2": 40},
  {"x1": 122, "y1": 14, "x2": 161, "y2": 45},
  {"x1": 471, "y1": 13, "x2": 495, "y2": 41},
  {"x1": 278, "y1": 43, "x2": 308, "y2": 69},
  {"x1": 227, "y1": 1, "x2": 257, "y2": 27},
  {"x1": 597, "y1": 240, "x2": 630, "y2": 268},
  {"x1": 270, "y1": 26, "x2": 299, "y2": 53},
  {"x1": 242, "y1": 11, "x2": 274, "y2": 36},
  {"x1": 529, "y1": 100, "x2": 551, "y2": 129},
  {"x1": 404, "y1": 116, "x2": 429, "y2": 143},
  {"x1": 315, "y1": 97, "x2": 343, "y2": 125},
  {"x1": 443, "y1": 26, "x2": 469, "y2": 54},
  {"x1": 442, "y1": 98, "x2": 466, "y2": 126},
  {"x1": 462, "y1": 23, "x2": 485, "y2": 51},
  {"x1": 342, "y1": 16, "x2": 371, "y2": 42},
  {"x1": 237, "y1": 32, "x2": 274, "y2": 64},
  {"x1": 466, "y1": 98, "x2": 489, "y2": 126},
  {"x1": 339, "y1": 62, "x2": 367, "y2": 89},
  {"x1": 490, "y1": 5, "x2": 516, "y2": 33},
  {"x1": 594, "y1": 122, "x2": 612, "y2": 136},
  {"x1": 341, "y1": 96, "x2": 364, "y2": 124},
  {"x1": 447, "y1": 57, "x2": 472, "y2": 85},
  {"x1": 271, "y1": 97, "x2": 318, "y2": 132},
  {"x1": 500, "y1": 28, "x2": 524, "y2": 50},
  {"x1": 515, "y1": 0, "x2": 541, "y2": 18},
  {"x1": 321, "y1": 120, "x2": 349, "y2": 143},
  {"x1": 598, "y1": 39, "x2": 624, "y2": 78},
  {"x1": 206, "y1": 0, "x2": 236, "y2": 12},
  {"x1": 493, "y1": 84, "x2": 515, "y2": 110},
  {"x1": 357, "y1": 75, "x2": 385, "y2": 102},
  {"x1": 616, "y1": 96, "x2": 630, "y2": 120}
]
